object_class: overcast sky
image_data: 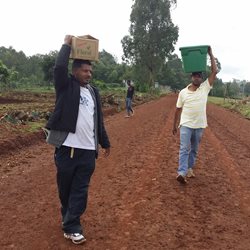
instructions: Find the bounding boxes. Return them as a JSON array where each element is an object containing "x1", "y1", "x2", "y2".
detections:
[{"x1": 1, "y1": 0, "x2": 249, "y2": 82}]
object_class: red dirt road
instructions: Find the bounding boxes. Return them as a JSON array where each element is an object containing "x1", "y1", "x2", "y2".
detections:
[{"x1": 0, "y1": 94, "x2": 250, "y2": 250}]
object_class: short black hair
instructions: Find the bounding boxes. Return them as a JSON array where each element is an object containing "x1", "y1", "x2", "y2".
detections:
[
  {"x1": 72, "y1": 59, "x2": 92, "y2": 70},
  {"x1": 191, "y1": 72, "x2": 202, "y2": 77}
]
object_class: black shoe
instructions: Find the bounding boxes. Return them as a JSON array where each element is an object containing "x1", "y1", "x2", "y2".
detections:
[{"x1": 176, "y1": 174, "x2": 187, "y2": 184}]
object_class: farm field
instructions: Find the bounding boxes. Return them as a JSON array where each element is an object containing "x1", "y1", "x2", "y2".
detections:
[{"x1": 0, "y1": 93, "x2": 250, "y2": 249}]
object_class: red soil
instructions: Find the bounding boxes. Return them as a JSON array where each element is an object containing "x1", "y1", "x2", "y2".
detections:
[{"x1": 0, "y1": 94, "x2": 250, "y2": 250}]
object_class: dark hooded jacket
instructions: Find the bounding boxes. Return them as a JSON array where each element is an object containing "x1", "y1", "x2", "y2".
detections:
[{"x1": 45, "y1": 44, "x2": 110, "y2": 157}]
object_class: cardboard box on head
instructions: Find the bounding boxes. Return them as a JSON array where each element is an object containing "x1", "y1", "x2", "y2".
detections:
[{"x1": 70, "y1": 35, "x2": 99, "y2": 61}]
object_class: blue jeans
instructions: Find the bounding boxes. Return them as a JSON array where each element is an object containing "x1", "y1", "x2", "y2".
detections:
[
  {"x1": 177, "y1": 126, "x2": 204, "y2": 176},
  {"x1": 126, "y1": 97, "x2": 133, "y2": 114}
]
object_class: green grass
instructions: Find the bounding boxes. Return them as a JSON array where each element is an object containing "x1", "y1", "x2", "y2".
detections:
[
  {"x1": 208, "y1": 96, "x2": 250, "y2": 119},
  {"x1": 17, "y1": 86, "x2": 55, "y2": 93},
  {"x1": 208, "y1": 96, "x2": 225, "y2": 105},
  {"x1": 27, "y1": 120, "x2": 47, "y2": 132}
]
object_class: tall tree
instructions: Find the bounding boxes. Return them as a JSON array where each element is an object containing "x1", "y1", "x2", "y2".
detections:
[
  {"x1": 40, "y1": 51, "x2": 58, "y2": 85},
  {"x1": 0, "y1": 60, "x2": 10, "y2": 85},
  {"x1": 93, "y1": 50, "x2": 129, "y2": 84},
  {"x1": 0, "y1": 46, "x2": 27, "y2": 77},
  {"x1": 244, "y1": 82, "x2": 250, "y2": 96},
  {"x1": 121, "y1": 0, "x2": 178, "y2": 86},
  {"x1": 0, "y1": 60, "x2": 18, "y2": 90},
  {"x1": 0, "y1": 46, "x2": 44, "y2": 85},
  {"x1": 210, "y1": 78, "x2": 224, "y2": 97},
  {"x1": 159, "y1": 53, "x2": 189, "y2": 90}
]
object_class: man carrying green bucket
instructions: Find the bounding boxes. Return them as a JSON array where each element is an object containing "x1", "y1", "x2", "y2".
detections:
[{"x1": 172, "y1": 46, "x2": 217, "y2": 184}]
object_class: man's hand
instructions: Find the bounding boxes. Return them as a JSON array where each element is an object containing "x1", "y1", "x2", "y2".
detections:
[
  {"x1": 208, "y1": 46, "x2": 213, "y2": 57},
  {"x1": 173, "y1": 108, "x2": 181, "y2": 135},
  {"x1": 103, "y1": 147, "x2": 110, "y2": 158},
  {"x1": 64, "y1": 35, "x2": 73, "y2": 46},
  {"x1": 172, "y1": 126, "x2": 178, "y2": 135}
]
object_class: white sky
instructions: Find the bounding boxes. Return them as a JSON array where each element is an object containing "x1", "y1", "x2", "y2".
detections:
[{"x1": 0, "y1": 0, "x2": 249, "y2": 82}]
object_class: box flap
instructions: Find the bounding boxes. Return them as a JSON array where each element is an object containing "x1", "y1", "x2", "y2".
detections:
[{"x1": 76, "y1": 35, "x2": 98, "y2": 41}]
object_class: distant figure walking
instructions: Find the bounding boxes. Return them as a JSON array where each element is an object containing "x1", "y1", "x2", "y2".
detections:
[
  {"x1": 125, "y1": 79, "x2": 135, "y2": 118},
  {"x1": 172, "y1": 46, "x2": 217, "y2": 184}
]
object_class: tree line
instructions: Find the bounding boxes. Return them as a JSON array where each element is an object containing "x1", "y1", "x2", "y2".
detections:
[
  {"x1": 0, "y1": 45, "x2": 232, "y2": 96},
  {"x1": 1, "y1": 0, "x2": 249, "y2": 97},
  {"x1": 0, "y1": 45, "x2": 190, "y2": 92}
]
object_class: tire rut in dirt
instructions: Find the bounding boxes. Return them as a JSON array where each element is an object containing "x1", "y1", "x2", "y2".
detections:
[{"x1": 86, "y1": 96, "x2": 178, "y2": 249}]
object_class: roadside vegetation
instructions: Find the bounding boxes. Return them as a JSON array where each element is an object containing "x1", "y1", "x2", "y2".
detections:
[
  {"x1": 0, "y1": 85, "x2": 169, "y2": 137},
  {"x1": 1, "y1": 0, "x2": 249, "y2": 135},
  {"x1": 208, "y1": 96, "x2": 250, "y2": 119}
]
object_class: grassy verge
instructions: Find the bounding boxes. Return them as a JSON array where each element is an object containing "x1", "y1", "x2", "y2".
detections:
[{"x1": 208, "y1": 96, "x2": 250, "y2": 119}]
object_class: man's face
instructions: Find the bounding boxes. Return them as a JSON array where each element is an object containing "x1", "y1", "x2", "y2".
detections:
[
  {"x1": 191, "y1": 74, "x2": 203, "y2": 86},
  {"x1": 74, "y1": 64, "x2": 92, "y2": 84}
]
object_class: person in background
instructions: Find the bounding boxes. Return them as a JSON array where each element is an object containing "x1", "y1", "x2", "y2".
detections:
[
  {"x1": 45, "y1": 35, "x2": 111, "y2": 244},
  {"x1": 172, "y1": 46, "x2": 217, "y2": 184},
  {"x1": 125, "y1": 79, "x2": 135, "y2": 118}
]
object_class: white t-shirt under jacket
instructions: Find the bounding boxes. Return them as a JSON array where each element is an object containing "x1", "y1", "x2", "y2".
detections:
[{"x1": 63, "y1": 86, "x2": 95, "y2": 150}]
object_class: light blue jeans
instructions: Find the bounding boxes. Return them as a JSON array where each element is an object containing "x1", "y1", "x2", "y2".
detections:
[
  {"x1": 177, "y1": 126, "x2": 204, "y2": 176},
  {"x1": 126, "y1": 97, "x2": 133, "y2": 114}
]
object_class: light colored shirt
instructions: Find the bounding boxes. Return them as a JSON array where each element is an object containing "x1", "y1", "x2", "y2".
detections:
[
  {"x1": 63, "y1": 86, "x2": 95, "y2": 150},
  {"x1": 176, "y1": 79, "x2": 212, "y2": 128}
]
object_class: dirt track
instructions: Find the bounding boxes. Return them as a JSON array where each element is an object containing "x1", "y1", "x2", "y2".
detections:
[{"x1": 0, "y1": 94, "x2": 250, "y2": 250}]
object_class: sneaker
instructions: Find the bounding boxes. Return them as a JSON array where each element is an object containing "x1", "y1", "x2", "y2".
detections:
[
  {"x1": 176, "y1": 174, "x2": 187, "y2": 184},
  {"x1": 125, "y1": 115, "x2": 130, "y2": 118},
  {"x1": 131, "y1": 109, "x2": 135, "y2": 116},
  {"x1": 187, "y1": 168, "x2": 195, "y2": 178},
  {"x1": 64, "y1": 233, "x2": 86, "y2": 244}
]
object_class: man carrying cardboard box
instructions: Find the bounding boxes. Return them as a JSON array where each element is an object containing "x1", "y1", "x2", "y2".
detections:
[{"x1": 45, "y1": 35, "x2": 111, "y2": 244}]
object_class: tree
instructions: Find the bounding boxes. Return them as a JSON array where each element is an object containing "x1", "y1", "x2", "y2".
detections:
[
  {"x1": 244, "y1": 82, "x2": 250, "y2": 96},
  {"x1": 0, "y1": 46, "x2": 27, "y2": 78},
  {"x1": 40, "y1": 51, "x2": 58, "y2": 86},
  {"x1": 0, "y1": 60, "x2": 18, "y2": 90},
  {"x1": 93, "y1": 50, "x2": 129, "y2": 84},
  {"x1": 230, "y1": 82, "x2": 241, "y2": 98},
  {"x1": 0, "y1": 46, "x2": 45, "y2": 87},
  {"x1": 26, "y1": 54, "x2": 44, "y2": 81},
  {"x1": 159, "y1": 54, "x2": 189, "y2": 90},
  {"x1": 121, "y1": 0, "x2": 178, "y2": 87},
  {"x1": 0, "y1": 60, "x2": 10, "y2": 85},
  {"x1": 224, "y1": 82, "x2": 241, "y2": 99},
  {"x1": 210, "y1": 78, "x2": 224, "y2": 97}
]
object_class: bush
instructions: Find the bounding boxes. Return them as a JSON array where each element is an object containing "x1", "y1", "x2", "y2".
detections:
[
  {"x1": 92, "y1": 80, "x2": 108, "y2": 90},
  {"x1": 135, "y1": 82, "x2": 150, "y2": 93}
]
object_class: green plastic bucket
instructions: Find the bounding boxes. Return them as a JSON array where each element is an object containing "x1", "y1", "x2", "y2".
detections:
[{"x1": 179, "y1": 45, "x2": 209, "y2": 73}]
